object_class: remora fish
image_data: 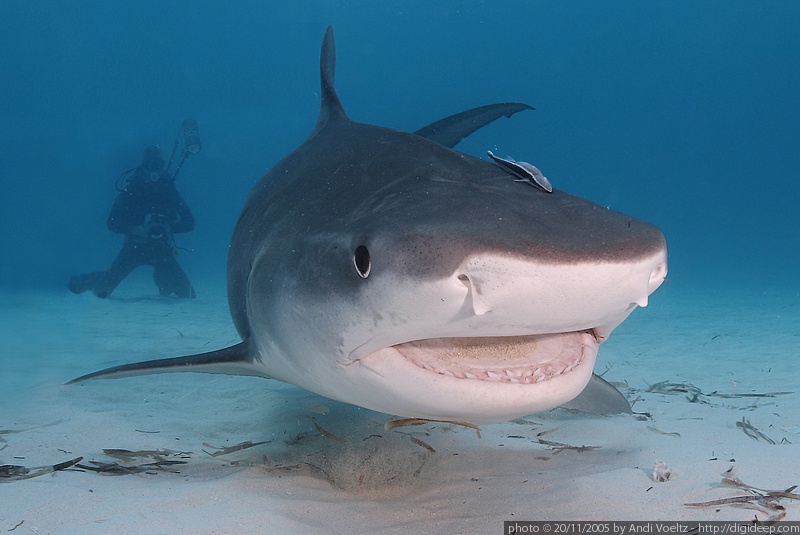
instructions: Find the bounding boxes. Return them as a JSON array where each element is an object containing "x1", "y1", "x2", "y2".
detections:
[{"x1": 70, "y1": 27, "x2": 667, "y2": 424}]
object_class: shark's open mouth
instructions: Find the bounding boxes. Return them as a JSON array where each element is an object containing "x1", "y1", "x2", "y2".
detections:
[{"x1": 393, "y1": 330, "x2": 598, "y2": 384}]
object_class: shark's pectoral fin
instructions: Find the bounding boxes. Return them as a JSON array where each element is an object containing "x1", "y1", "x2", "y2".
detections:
[
  {"x1": 559, "y1": 373, "x2": 632, "y2": 415},
  {"x1": 66, "y1": 342, "x2": 264, "y2": 384},
  {"x1": 413, "y1": 102, "x2": 534, "y2": 149}
]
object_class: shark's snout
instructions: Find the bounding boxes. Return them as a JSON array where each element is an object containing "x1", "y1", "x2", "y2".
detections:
[{"x1": 451, "y1": 245, "x2": 667, "y2": 331}]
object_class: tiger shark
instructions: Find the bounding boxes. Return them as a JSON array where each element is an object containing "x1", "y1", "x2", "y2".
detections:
[{"x1": 70, "y1": 27, "x2": 667, "y2": 424}]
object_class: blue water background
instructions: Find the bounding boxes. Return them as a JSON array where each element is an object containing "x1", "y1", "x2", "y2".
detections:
[{"x1": 1, "y1": 1, "x2": 798, "y2": 292}]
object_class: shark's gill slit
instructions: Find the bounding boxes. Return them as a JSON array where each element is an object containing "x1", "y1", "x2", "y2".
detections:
[{"x1": 353, "y1": 245, "x2": 371, "y2": 278}]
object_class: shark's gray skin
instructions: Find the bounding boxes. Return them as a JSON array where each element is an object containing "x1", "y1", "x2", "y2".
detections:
[{"x1": 70, "y1": 27, "x2": 667, "y2": 424}]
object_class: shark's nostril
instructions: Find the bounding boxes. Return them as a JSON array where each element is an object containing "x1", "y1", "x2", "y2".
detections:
[
  {"x1": 649, "y1": 262, "x2": 668, "y2": 288},
  {"x1": 456, "y1": 274, "x2": 491, "y2": 315}
]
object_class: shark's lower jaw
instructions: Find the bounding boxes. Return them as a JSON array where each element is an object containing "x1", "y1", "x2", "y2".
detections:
[{"x1": 393, "y1": 331, "x2": 597, "y2": 385}]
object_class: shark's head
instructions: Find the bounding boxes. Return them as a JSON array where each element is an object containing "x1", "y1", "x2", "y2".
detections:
[
  {"x1": 236, "y1": 125, "x2": 666, "y2": 423},
  {"x1": 226, "y1": 28, "x2": 667, "y2": 423}
]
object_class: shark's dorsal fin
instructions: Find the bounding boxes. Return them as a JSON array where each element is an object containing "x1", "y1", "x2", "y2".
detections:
[{"x1": 316, "y1": 25, "x2": 348, "y2": 129}]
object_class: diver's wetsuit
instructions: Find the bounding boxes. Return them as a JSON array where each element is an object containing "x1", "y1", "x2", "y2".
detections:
[{"x1": 69, "y1": 167, "x2": 196, "y2": 299}]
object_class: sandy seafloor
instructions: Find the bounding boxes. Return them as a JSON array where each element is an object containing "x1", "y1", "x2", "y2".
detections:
[{"x1": 2, "y1": 274, "x2": 799, "y2": 534}]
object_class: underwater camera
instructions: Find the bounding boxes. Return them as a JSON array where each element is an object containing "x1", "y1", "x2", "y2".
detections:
[
  {"x1": 167, "y1": 119, "x2": 202, "y2": 180},
  {"x1": 182, "y1": 119, "x2": 201, "y2": 155},
  {"x1": 145, "y1": 213, "x2": 170, "y2": 240}
]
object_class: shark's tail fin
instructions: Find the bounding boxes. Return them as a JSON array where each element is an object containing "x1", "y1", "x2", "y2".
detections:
[{"x1": 316, "y1": 25, "x2": 348, "y2": 129}]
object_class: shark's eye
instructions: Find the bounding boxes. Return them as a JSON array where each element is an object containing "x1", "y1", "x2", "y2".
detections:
[{"x1": 353, "y1": 245, "x2": 371, "y2": 278}]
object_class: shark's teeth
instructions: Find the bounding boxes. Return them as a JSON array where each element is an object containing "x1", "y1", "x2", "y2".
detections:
[{"x1": 395, "y1": 331, "x2": 596, "y2": 384}]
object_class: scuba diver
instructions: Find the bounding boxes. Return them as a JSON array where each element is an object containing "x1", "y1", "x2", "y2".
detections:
[{"x1": 69, "y1": 122, "x2": 201, "y2": 299}]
